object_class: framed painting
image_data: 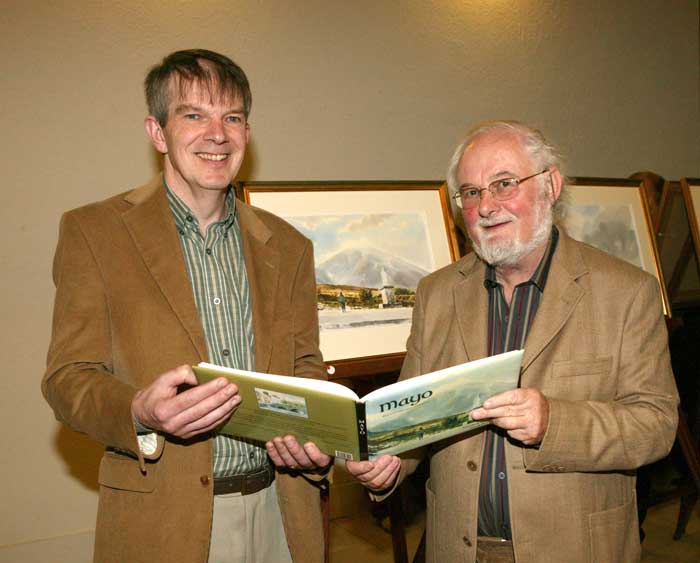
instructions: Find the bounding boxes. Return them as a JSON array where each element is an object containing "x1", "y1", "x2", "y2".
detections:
[
  {"x1": 656, "y1": 180, "x2": 700, "y2": 307},
  {"x1": 238, "y1": 181, "x2": 461, "y2": 378},
  {"x1": 563, "y1": 177, "x2": 670, "y2": 316}
]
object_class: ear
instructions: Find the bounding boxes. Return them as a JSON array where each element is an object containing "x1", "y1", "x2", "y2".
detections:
[
  {"x1": 144, "y1": 116, "x2": 168, "y2": 154},
  {"x1": 546, "y1": 167, "x2": 563, "y2": 204},
  {"x1": 245, "y1": 122, "x2": 251, "y2": 144}
]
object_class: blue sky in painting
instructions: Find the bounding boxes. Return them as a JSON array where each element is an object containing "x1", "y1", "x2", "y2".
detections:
[{"x1": 284, "y1": 212, "x2": 434, "y2": 270}]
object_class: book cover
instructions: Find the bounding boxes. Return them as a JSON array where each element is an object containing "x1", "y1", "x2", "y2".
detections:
[
  {"x1": 194, "y1": 365, "x2": 365, "y2": 459},
  {"x1": 193, "y1": 349, "x2": 523, "y2": 461},
  {"x1": 362, "y1": 350, "x2": 523, "y2": 458}
]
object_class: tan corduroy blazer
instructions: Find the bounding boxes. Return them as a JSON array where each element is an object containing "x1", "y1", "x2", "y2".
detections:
[
  {"x1": 43, "y1": 177, "x2": 326, "y2": 563},
  {"x1": 391, "y1": 231, "x2": 678, "y2": 563}
]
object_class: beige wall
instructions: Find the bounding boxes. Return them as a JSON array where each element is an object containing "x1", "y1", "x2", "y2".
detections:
[{"x1": 1, "y1": 0, "x2": 698, "y2": 559}]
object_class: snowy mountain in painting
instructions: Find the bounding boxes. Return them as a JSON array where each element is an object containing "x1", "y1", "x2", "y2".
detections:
[{"x1": 316, "y1": 247, "x2": 429, "y2": 289}]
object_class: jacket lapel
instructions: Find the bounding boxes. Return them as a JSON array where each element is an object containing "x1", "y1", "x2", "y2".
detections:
[
  {"x1": 521, "y1": 232, "x2": 587, "y2": 377},
  {"x1": 122, "y1": 178, "x2": 209, "y2": 362},
  {"x1": 237, "y1": 202, "x2": 280, "y2": 373},
  {"x1": 454, "y1": 255, "x2": 490, "y2": 361}
]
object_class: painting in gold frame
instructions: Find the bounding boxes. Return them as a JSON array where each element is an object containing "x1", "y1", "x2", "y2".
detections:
[
  {"x1": 563, "y1": 177, "x2": 670, "y2": 316},
  {"x1": 238, "y1": 181, "x2": 460, "y2": 378}
]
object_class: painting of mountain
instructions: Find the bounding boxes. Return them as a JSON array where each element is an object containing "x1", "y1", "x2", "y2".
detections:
[
  {"x1": 283, "y1": 211, "x2": 435, "y2": 330},
  {"x1": 316, "y1": 247, "x2": 428, "y2": 289},
  {"x1": 284, "y1": 212, "x2": 435, "y2": 289}
]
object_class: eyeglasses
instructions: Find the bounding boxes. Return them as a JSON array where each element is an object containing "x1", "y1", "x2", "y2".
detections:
[{"x1": 452, "y1": 169, "x2": 550, "y2": 209}]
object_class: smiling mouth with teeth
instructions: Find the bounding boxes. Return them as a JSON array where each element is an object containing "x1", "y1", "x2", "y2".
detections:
[{"x1": 197, "y1": 153, "x2": 228, "y2": 161}]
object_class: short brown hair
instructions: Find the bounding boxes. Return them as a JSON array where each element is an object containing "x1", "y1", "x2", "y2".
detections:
[{"x1": 144, "y1": 49, "x2": 252, "y2": 126}]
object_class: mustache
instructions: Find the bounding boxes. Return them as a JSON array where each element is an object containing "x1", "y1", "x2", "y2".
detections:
[{"x1": 477, "y1": 211, "x2": 516, "y2": 228}]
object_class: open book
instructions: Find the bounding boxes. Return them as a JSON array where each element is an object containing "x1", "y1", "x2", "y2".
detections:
[{"x1": 193, "y1": 349, "x2": 523, "y2": 461}]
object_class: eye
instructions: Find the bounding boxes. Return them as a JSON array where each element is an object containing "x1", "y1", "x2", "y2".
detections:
[
  {"x1": 493, "y1": 178, "x2": 518, "y2": 192},
  {"x1": 184, "y1": 113, "x2": 201, "y2": 120},
  {"x1": 461, "y1": 187, "x2": 481, "y2": 199},
  {"x1": 225, "y1": 115, "x2": 244, "y2": 124}
]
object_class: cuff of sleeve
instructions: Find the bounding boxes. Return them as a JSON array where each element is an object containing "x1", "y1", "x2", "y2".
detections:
[
  {"x1": 523, "y1": 397, "x2": 562, "y2": 469},
  {"x1": 368, "y1": 469, "x2": 404, "y2": 502},
  {"x1": 307, "y1": 459, "x2": 334, "y2": 476},
  {"x1": 133, "y1": 417, "x2": 155, "y2": 434}
]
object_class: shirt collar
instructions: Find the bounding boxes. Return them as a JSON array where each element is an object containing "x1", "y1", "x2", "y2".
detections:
[
  {"x1": 164, "y1": 177, "x2": 237, "y2": 234},
  {"x1": 484, "y1": 226, "x2": 559, "y2": 291}
]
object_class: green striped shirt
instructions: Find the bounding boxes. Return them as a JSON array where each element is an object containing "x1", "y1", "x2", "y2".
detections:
[{"x1": 167, "y1": 183, "x2": 269, "y2": 478}]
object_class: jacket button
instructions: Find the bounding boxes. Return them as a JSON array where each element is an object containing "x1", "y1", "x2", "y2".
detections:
[
  {"x1": 200, "y1": 475, "x2": 210, "y2": 486},
  {"x1": 467, "y1": 461, "x2": 478, "y2": 471},
  {"x1": 463, "y1": 535, "x2": 472, "y2": 546}
]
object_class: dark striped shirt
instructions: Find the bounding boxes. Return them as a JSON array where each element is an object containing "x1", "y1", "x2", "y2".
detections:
[
  {"x1": 477, "y1": 227, "x2": 559, "y2": 539},
  {"x1": 167, "y1": 184, "x2": 269, "y2": 478}
]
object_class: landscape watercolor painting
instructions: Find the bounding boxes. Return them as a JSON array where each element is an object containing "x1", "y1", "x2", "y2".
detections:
[
  {"x1": 561, "y1": 180, "x2": 669, "y2": 317},
  {"x1": 243, "y1": 183, "x2": 458, "y2": 362},
  {"x1": 563, "y1": 203, "x2": 643, "y2": 268},
  {"x1": 285, "y1": 212, "x2": 435, "y2": 331}
]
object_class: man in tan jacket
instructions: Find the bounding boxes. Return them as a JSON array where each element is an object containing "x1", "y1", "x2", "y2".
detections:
[
  {"x1": 43, "y1": 49, "x2": 330, "y2": 563},
  {"x1": 348, "y1": 120, "x2": 679, "y2": 562}
]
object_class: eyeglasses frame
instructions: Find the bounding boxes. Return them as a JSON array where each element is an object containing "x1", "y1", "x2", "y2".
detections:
[{"x1": 452, "y1": 168, "x2": 551, "y2": 209}]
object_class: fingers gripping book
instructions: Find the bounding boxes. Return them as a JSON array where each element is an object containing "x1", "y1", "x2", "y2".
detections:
[{"x1": 193, "y1": 349, "x2": 523, "y2": 461}]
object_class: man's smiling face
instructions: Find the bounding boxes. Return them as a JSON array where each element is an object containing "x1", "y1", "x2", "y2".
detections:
[
  {"x1": 148, "y1": 77, "x2": 249, "y2": 195},
  {"x1": 458, "y1": 130, "x2": 554, "y2": 268}
]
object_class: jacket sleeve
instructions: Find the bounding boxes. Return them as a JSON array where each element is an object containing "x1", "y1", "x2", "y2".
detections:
[
  {"x1": 525, "y1": 274, "x2": 679, "y2": 472},
  {"x1": 290, "y1": 238, "x2": 326, "y2": 382},
  {"x1": 42, "y1": 212, "x2": 155, "y2": 469}
]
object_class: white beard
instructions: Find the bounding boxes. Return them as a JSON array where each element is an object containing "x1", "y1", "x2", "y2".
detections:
[{"x1": 470, "y1": 198, "x2": 553, "y2": 267}]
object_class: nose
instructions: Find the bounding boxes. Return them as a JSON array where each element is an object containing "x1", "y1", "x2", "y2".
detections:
[
  {"x1": 477, "y1": 189, "x2": 499, "y2": 217},
  {"x1": 205, "y1": 118, "x2": 226, "y2": 144}
]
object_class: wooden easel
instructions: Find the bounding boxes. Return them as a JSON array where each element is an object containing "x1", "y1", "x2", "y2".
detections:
[{"x1": 638, "y1": 173, "x2": 700, "y2": 540}]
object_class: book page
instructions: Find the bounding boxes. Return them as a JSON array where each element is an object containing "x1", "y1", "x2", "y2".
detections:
[
  {"x1": 361, "y1": 350, "x2": 523, "y2": 459},
  {"x1": 197, "y1": 362, "x2": 359, "y2": 400}
]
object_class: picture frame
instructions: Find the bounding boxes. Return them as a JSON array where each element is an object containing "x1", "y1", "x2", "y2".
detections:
[
  {"x1": 238, "y1": 181, "x2": 461, "y2": 378},
  {"x1": 563, "y1": 177, "x2": 670, "y2": 316},
  {"x1": 655, "y1": 180, "x2": 700, "y2": 307}
]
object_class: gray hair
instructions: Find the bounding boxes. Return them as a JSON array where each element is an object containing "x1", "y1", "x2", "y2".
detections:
[{"x1": 446, "y1": 120, "x2": 568, "y2": 221}]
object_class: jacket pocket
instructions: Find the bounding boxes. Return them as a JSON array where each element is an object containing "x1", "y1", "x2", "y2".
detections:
[
  {"x1": 550, "y1": 356, "x2": 614, "y2": 400},
  {"x1": 98, "y1": 451, "x2": 157, "y2": 492},
  {"x1": 552, "y1": 356, "x2": 612, "y2": 378},
  {"x1": 588, "y1": 496, "x2": 639, "y2": 563}
]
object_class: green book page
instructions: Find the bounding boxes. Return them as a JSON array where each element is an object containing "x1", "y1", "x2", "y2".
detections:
[
  {"x1": 193, "y1": 364, "x2": 364, "y2": 460},
  {"x1": 361, "y1": 350, "x2": 523, "y2": 459}
]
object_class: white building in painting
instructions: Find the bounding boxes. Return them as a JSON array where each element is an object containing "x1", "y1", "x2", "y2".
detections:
[{"x1": 380, "y1": 267, "x2": 396, "y2": 307}]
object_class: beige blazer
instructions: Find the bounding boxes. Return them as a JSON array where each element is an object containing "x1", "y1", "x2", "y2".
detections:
[
  {"x1": 43, "y1": 178, "x2": 325, "y2": 563},
  {"x1": 394, "y1": 232, "x2": 678, "y2": 563}
]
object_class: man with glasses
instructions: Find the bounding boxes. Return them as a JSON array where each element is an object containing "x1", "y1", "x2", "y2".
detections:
[
  {"x1": 42, "y1": 49, "x2": 330, "y2": 563},
  {"x1": 347, "y1": 120, "x2": 678, "y2": 562}
]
